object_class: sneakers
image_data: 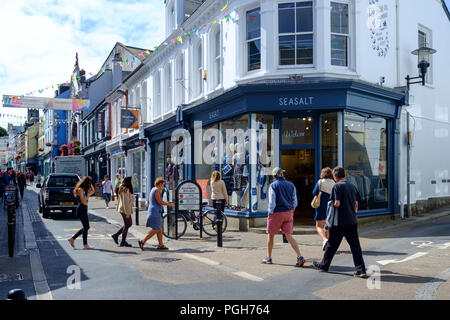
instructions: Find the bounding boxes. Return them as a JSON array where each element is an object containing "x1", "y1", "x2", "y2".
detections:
[
  {"x1": 111, "y1": 234, "x2": 119, "y2": 245},
  {"x1": 322, "y1": 239, "x2": 328, "y2": 251},
  {"x1": 260, "y1": 257, "x2": 273, "y2": 264},
  {"x1": 295, "y1": 256, "x2": 306, "y2": 267},
  {"x1": 313, "y1": 261, "x2": 327, "y2": 272},
  {"x1": 354, "y1": 271, "x2": 367, "y2": 279}
]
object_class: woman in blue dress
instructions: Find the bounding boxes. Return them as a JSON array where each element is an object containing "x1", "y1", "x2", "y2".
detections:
[
  {"x1": 312, "y1": 167, "x2": 335, "y2": 251},
  {"x1": 138, "y1": 177, "x2": 174, "y2": 250}
]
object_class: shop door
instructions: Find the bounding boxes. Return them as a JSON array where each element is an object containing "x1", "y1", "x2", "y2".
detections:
[
  {"x1": 281, "y1": 149, "x2": 315, "y2": 225},
  {"x1": 280, "y1": 116, "x2": 317, "y2": 225}
]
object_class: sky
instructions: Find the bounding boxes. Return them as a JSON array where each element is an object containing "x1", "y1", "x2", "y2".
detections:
[{"x1": 0, "y1": 0, "x2": 166, "y2": 128}]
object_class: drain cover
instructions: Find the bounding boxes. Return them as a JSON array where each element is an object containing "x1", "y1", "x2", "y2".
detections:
[{"x1": 143, "y1": 257, "x2": 181, "y2": 263}]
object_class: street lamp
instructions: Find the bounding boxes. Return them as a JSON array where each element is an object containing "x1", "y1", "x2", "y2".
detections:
[{"x1": 405, "y1": 46, "x2": 437, "y2": 90}]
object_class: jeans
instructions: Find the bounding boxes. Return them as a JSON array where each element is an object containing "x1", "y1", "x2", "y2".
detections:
[
  {"x1": 72, "y1": 204, "x2": 90, "y2": 245},
  {"x1": 212, "y1": 199, "x2": 225, "y2": 222},
  {"x1": 319, "y1": 224, "x2": 366, "y2": 273}
]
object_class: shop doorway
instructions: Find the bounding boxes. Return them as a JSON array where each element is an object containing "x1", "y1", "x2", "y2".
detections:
[{"x1": 281, "y1": 149, "x2": 315, "y2": 225}]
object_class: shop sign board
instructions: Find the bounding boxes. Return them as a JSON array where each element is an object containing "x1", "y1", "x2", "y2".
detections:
[
  {"x1": 121, "y1": 109, "x2": 139, "y2": 129},
  {"x1": 176, "y1": 180, "x2": 202, "y2": 212}
]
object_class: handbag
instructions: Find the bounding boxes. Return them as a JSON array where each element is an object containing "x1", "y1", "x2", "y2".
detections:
[
  {"x1": 374, "y1": 178, "x2": 388, "y2": 202},
  {"x1": 324, "y1": 200, "x2": 338, "y2": 230},
  {"x1": 311, "y1": 180, "x2": 322, "y2": 209}
]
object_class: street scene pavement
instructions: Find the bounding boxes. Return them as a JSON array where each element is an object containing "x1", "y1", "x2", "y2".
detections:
[{"x1": 0, "y1": 185, "x2": 449, "y2": 301}]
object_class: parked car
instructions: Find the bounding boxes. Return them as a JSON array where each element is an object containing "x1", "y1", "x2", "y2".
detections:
[{"x1": 37, "y1": 173, "x2": 80, "y2": 218}]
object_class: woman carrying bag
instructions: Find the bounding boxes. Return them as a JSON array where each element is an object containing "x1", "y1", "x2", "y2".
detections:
[
  {"x1": 111, "y1": 177, "x2": 134, "y2": 247},
  {"x1": 68, "y1": 176, "x2": 96, "y2": 249},
  {"x1": 312, "y1": 167, "x2": 335, "y2": 251}
]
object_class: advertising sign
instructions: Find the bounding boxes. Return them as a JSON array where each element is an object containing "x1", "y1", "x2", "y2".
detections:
[
  {"x1": 176, "y1": 180, "x2": 202, "y2": 211},
  {"x1": 121, "y1": 109, "x2": 139, "y2": 129},
  {"x1": 2, "y1": 95, "x2": 90, "y2": 111}
]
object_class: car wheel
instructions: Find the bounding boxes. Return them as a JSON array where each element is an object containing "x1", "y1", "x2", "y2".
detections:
[{"x1": 43, "y1": 206, "x2": 50, "y2": 219}]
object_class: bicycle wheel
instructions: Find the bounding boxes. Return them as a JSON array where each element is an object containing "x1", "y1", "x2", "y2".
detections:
[
  {"x1": 201, "y1": 210, "x2": 228, "y2": 236},
  {"x1": 162, "y1": 211, "x2": 187, "y2": 239}
]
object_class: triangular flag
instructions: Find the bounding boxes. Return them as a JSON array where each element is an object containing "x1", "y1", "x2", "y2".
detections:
[
  {"x1": 185, "y1": 32, "x2": 191, "y2": 37},
  {"x1": 212, "y1": 20, "x2": 217, "y2": 24},
  {"x1": 221, "y1": 3, "x2": 228, "y2": 12},
  {"x1": 169, "y1": 39, "x2": 175, "y2": 44},
  {"x1": 177, "y1": 36, "x2": 183, "y2": 44}
]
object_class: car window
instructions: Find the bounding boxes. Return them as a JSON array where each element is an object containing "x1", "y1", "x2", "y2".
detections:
[{"x1": 47, "y1": 176, "x2": 79, "y2": 187}]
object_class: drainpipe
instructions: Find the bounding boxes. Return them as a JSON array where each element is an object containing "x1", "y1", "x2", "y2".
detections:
[{"x1": 396, "y1": 0, "x2": 400, "y2": 86}]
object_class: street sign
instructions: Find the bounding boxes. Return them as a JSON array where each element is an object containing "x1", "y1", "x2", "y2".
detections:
[{"x1": 176, "y1": 181, "x2": 202, "y2": 211}]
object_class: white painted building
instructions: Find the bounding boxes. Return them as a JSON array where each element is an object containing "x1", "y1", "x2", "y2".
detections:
[{"x1": 109, "y1": 0, "x2": 450, "y2": 227}]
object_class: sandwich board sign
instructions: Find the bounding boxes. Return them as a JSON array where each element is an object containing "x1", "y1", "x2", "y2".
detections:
[{"x1": 176, "y1": 180, "x2": 202, "y2": 212}]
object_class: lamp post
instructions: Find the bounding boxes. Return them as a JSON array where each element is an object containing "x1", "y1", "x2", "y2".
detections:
[
  {"x1": 405, "y1": 46, "x2": 437, "y2": 90},
  {"x1": 405, "y1": 45, "x2": 436, "y2": 219}
]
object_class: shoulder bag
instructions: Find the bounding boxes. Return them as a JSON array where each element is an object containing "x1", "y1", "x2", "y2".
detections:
[{"x1": 311, "y1": 179, "x2": 322, "y2": 209}]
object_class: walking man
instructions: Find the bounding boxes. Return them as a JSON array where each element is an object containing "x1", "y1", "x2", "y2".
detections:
[
  {"x1": 102, "y1": 175, "x2": 114, "y2": 209},
  {"x1": 313, "y1": 166, "x2": 367, "y2": 278},
  {"x1": 261, "y1": 167, "x2": 306, "y2": 267}
]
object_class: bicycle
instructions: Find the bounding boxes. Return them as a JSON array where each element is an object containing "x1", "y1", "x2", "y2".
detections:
[{"x1": 162, "y1": 204, "x2": 228, "y2": 239}]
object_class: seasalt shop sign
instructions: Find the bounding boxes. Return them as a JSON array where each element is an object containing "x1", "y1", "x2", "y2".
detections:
[{"x1": 279, "y1": 96, "x2": 314, "y2": 106}]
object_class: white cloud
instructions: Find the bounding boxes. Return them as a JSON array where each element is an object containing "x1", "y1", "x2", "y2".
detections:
[{"x1": 0, "y1": 0, "x2": 165, "y2": 128}]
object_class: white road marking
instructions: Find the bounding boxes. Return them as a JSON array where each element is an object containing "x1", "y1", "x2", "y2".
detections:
[
  {"x1": 377, "y1": 252, "x2": 429, "y2": 266},
  {"x1": 181, "y1": 253, "x2": 264, "y2": 282}
]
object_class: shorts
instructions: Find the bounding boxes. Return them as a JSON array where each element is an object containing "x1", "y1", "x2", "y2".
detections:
[
  {"x1": 104, "y1": 193, "x2": 112, "y2": 202},
  {"x1": 267, "y1": 211, "x2": 294, "y2": 235}
]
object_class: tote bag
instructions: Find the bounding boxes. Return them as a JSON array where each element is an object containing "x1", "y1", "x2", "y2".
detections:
[{"x1": 311, "y1": 180, "x2": 322, "y2": 209}]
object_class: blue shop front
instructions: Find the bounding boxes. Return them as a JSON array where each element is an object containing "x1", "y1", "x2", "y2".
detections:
[{"x1": 144, "y1": 78, "x2": 406, "y2": 228}]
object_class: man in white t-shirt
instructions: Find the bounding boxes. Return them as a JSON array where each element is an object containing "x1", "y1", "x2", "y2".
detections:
[{"x1": 102, "y1": 175, "x2": 114, "y2": 209}]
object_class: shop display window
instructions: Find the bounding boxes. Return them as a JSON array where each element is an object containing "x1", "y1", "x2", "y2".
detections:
[{"x1": 344, "y1": 112, "x2": 388, "y2": 210}]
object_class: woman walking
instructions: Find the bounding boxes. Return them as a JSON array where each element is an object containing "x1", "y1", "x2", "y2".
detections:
[
  {"x1": 111, "y1": 177, "x2": 134, "y2": 247},
  {"x1": 312, "y1": 167, "x2": 336, "y2": 250},
  {"x1": 138, "y1": 177, "x2": 174, "y2": 251},
  {"x1": 210, "y1": 170, "x2": 228, "y2": 227},
  {"x1": 68, "y1": 176, "x2": 96, "y2": 249}
]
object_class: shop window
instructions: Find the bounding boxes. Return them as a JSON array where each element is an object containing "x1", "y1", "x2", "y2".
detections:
[
  {"x1": 321, "y1": 112, "x2": 339, "y2": 169},
  {"x1": 155, "y1": 140, "x2": 165, "y2": 181},
  {"x1": 344, "y1": 112, "x2": 388, "y2": 210},
  {"x1": 253, "y1": 114, "x2": 274, "y2": 212},
  {"x1": 131, "y1": 151, "x2": 142, "y2": 195},
  {"x1": 246, "y1": 7, "x2": 261, "y2": 71},
  {"x1": 278, "y1": 2, "x2": 313, "y2": 65},
  {"x1": 281, "y1": 117, "x2": 313, "y2": 145},
  {"x1": 331, "y1": 2, "x2": 349, "y2": 67},
  {"x1": 220, "y1": 115, "x2": 250, "y2": 210}
]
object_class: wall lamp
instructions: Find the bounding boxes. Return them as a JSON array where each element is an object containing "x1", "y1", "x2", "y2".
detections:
[{"x1": 405, "y1": 46, "x2": 437, "y2": 90}]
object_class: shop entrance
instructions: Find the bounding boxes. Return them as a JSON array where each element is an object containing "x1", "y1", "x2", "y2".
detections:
[
  {"x1": 280, "y1": 115, "x2": 317, "y2": 225},
  {"x1": 281, "y1": 149, "x2": 315, "y2": 225}
]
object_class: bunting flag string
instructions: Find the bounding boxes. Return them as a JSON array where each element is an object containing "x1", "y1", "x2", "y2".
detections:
[{"x1": 4, "y1": 0, "x2": 233, "y2": 103}]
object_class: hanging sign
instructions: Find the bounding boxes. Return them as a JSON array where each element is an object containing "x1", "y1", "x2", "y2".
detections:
[
  {"x1": 2, "y1": 95, "x2": 90, "y2": 111},
  {"x1": 121, "y1": 109, "x2": 139, "y2": 129}
]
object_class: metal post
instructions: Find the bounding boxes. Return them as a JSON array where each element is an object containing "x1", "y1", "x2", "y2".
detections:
[
  {"x1": 135, "y1": 194, "x2": 139, "y2": 225},
  {"x1": 282, "y1": 234, "x2": 288, "y2": 243},
  {"x1": 217, "y1": 209, "x2": 223, "y2": 248},
  {"x1": 406, "y1": 112, "x2": 411, "y2": 218},
  {"x1": 199, "y1": 210, "x2": 203, "y2": 239}
]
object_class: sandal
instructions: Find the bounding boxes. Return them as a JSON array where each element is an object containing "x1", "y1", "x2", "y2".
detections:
[{"x1": 157, "y1": 245, "x2": 169, "y2": 250}]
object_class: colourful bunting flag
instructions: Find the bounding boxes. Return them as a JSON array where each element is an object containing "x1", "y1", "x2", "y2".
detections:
[{"x1": 177, "y1": 36, "x2": 183, "y2": 44}]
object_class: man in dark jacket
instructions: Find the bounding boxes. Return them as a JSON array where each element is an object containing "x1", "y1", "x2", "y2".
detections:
[
  {"x1": 313, "y1": 166, "x2": 366, "y2": 278},
  {"x1": 17, "y1": 172, "x2": 26, "y2": 199}
]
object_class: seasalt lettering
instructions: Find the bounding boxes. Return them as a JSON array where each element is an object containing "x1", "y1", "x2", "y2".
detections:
[{"x1": 279, "y1": 97, "x2": 314, "y2": 106}]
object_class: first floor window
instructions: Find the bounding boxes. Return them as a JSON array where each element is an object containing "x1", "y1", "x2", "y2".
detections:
[
  {"x1": 246, "y1": 7, "x2": 261, "y2": 71},
  {"x1": 331, "y1": 2, "x2": 349, "y2": 66}
]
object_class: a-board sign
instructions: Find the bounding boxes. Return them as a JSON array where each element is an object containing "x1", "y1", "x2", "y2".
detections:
[{"x1": 176, "y1": 180, "x2": 202, "y2": 211}]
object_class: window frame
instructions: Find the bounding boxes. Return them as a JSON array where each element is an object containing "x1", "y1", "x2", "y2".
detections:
[
  {"x1": 276, "y1": 1, "x2": 315, "y2": 68},
  {"x1": 330, "y1": 1, "x2": 350, "y2": 67},
  {"x1": 245, "y1": 6, "x2": 262, "y2": 73},
  {"x1": 213, "y1": 26, "x2": 222, "y2": 89}
]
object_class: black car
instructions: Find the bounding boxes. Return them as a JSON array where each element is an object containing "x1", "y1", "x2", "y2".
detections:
[{"x1": 37, "y1": 173, "x2": 80, "y2": 218}]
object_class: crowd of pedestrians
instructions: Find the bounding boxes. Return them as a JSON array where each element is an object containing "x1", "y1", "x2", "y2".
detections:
[{"x1": 36, "y1": 163, "x2": 366, "y2": 278}]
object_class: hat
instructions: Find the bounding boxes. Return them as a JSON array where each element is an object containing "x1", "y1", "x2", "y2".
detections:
[{"x1": 272, "y1": 167, "x2": 285, "y2": 176}]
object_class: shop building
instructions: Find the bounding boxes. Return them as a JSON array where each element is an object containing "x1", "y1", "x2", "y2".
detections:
[{"x1": 119, "y1": 0, "x2": 450, "y2": 229}]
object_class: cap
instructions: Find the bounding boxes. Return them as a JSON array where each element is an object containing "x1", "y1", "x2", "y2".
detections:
[{"x1": 272, "y1": 167, "x2": 285, "y2": 176}]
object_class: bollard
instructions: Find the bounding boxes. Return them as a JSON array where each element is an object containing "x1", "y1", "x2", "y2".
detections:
[
  {"x1": 217, "y1": 217, "x2": 223, "y2": 248},
  {"x1": 7, "y1": 289, "x2": 27, "y2": 300},
  {"x1": 135, "y1": 194, "x2": 139, "y2": 226},
  {"x1": 199, "y1": 211, "x2": 203, "y2": 239},
  {"x1": 282, "y1": 233, "x2": 288, "y2": 243}
]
